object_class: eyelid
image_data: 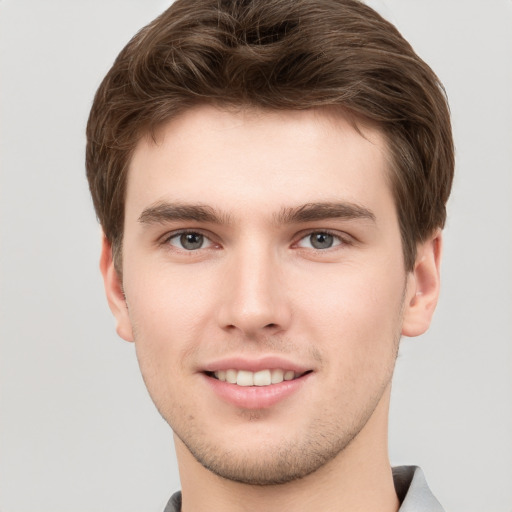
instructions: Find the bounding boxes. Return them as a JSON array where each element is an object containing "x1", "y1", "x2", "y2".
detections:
[
  {"x1": 157, "y1": 227, "x2": 353, "y2": 251},
  {"x1": 160, "y1": 229, "x2": 219, "y2": 249},
  {"x1": 293, "y1": 229, "x2": 352, "y2": 249}
]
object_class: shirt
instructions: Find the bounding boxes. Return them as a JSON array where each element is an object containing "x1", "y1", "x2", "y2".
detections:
[{"x1": 163, "y1": 465, "x2": 444, "y2": 512}]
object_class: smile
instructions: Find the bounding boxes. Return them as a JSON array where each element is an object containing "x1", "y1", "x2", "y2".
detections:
[
  {"x1": 203, "y1": 364, "x2": 314, "y2": 409},
  {"x1": 209, "y1": 368, "x2": 309, "y2": 387}
]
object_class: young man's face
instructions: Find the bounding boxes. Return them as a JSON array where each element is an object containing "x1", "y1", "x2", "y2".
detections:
[{"x1": 102, "y1": 105, "x2": 439, "y2": 485}]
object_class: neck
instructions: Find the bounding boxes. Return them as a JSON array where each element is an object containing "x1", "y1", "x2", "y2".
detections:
[{"x1": 175, "y1": 387, "x2": 399, "y2": 512}]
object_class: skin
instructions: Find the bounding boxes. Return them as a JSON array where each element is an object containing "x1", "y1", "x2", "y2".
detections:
[{"x1": 101, "y1": 105, "x2": 441, "y2": 512}]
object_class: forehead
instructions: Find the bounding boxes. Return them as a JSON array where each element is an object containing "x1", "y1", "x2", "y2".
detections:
[{"x1": 126, "y1": 105, "x2": 393, "y2": 223}]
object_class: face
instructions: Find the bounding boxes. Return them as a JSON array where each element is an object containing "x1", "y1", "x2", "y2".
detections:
[{"x1": 102, "y1": 105, "x2": 440, "y2": 485}]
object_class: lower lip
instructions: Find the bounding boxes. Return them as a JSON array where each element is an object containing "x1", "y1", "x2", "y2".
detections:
[{"x1": 202, "y1": 373, "x2": 311, "y2": 410}]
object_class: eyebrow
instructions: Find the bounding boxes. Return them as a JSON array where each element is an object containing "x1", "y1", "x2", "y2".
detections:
[
  {"x1": 138, "y1": 202, "x2": 232, "y2": 225},
  {"x1": 138, "y1": 201, "x2": 376, "y2": 226},
  {"x1": 275, "y1": 202, "x2": 376, "y2": 224}
]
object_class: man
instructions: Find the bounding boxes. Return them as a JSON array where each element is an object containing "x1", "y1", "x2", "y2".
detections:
[{"x1": 86, "y1": 0, "x2": 453, "y2": 510}]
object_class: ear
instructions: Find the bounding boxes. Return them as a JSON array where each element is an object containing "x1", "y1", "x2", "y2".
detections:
[
  {"x1": 401, "y1": 231, "x2": 443, "y2": 337},
  {"x1": 99, "y1": 234, "x2": 134, "y2": 342}
]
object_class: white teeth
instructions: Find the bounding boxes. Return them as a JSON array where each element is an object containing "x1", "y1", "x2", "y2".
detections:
[
  {"x1": 284, "y1": 370, "x2": 295, "y2": 381},
  {"x1": 236, "y1": 370, "x2": 254, "y2": 387},
  {"x1": 253, "y1": 370, "x2": 271, "y2": 386},
  {"x1": 226, "y1": 369, "x2": 237, "y2": 384},
  {"x1": 271, "y1": 368, "x2": 284, "y2": 384},
  {"x1": 212, "y1": 368, "x2": 301, "y2": 386}
]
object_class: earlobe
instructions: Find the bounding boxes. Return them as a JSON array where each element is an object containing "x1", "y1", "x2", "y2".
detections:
[
  {"x1": 401, "y1": 232, "x2": 442, "y2": 338},
  {"x1": 99, "y1": 235, "x2": 134, "y2": 342}
]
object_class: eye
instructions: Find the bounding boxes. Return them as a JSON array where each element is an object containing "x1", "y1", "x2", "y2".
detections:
[
  {"x1": 297, "y1": 231, "x2": 342, "y2": 250},
  {"x1": 167, "y1": 232, "x2": 213, "y2": 251}
]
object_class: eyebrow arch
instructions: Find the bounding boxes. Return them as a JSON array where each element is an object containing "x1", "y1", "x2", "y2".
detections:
[
  {"x1": 138, "y1": 202, "x2": 232, "y2": 225},
  {"x1": 276, "y1": 202, "x2": 376, "y2": 224}
]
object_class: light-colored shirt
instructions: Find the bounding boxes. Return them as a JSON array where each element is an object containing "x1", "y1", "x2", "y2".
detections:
[
  {"x1": 393, "y1": 466, "x2": 444, "y2": 512},
  {"x1": 163, "y1": 465, "x2": 444, "y2": 511}
]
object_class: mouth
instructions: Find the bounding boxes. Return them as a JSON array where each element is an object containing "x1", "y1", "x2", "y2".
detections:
[{"x1": 205, "y1": 368, "x2": 312, "y2": 387}]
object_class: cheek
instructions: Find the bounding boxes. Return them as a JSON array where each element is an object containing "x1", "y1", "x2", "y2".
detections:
[
  {"x1": 124, "y1": 266, "x2": 213, "y2": 419},
  {"x1": 126, "y1": 259, "x2": 215, "y2": 326},
  {"x1": 123, "y1": 263, "x2": 217, "y2": 375},
  {"x1": 296, "y1": 262, "x2": 405, "y2": 363},
  {"x1": 299, "y1": 268, "x2": 403, "y2": 418}
]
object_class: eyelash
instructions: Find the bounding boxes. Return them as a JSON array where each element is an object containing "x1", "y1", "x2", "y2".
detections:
[
  {"x1": 294, "y1": 229, "x2": 349, "y2": 250},
  {"x1": 160, "y1": 229, "x2": 351, "y2": 252},
  {"x1": 161, "y1": 230, "x2": 217, "y2": 251}
]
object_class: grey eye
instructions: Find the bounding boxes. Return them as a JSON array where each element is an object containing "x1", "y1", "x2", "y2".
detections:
[
  {"x1": 168, "y1": 232, "x2": 210, "y2": 250},
  {"x1": 309, "y1": 232, "x2": 334, "y2": 249},
  {"x1": 179, "y1": 233, "x2": 204, "y2": 250},
  {"x1": 297, "y1": 231, "x2": 342, "y2": 250}
]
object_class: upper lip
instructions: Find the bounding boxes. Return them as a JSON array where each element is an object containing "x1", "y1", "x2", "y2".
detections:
[{"x1": 201, "y1": 355, "x2": 312, "y2": 374}]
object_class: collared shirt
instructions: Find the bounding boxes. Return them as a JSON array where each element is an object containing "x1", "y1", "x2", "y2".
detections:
[
  {"x1": 393, "y1": 466, "x2": 444, "y2": 512},
  {"x1": 163, "y1": 465, "x2": 444, "y2": 512}
]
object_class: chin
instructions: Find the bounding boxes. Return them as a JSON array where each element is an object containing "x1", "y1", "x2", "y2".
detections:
[{"x1": 173, "y1": 414, "x2": 362, "y2": 486}]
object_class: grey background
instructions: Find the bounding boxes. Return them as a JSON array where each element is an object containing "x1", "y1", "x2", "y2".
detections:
[{"x1": 0, "y1": 1, "x2": 510, "y2": 511}]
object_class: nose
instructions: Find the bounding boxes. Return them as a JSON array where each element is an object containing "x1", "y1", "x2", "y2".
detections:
[{"x1": 217, "y1": 243, "x2": 292, "y2": 338}]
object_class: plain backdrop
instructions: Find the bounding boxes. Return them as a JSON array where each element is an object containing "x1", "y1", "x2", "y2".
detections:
[{"x1": 1, "y1": 1, "x2": 511, "y2": 511}]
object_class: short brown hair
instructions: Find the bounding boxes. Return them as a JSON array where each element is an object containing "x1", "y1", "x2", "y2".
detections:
[{"x1": 86, "y1": 0, "x2": 454, "y2": 271}]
